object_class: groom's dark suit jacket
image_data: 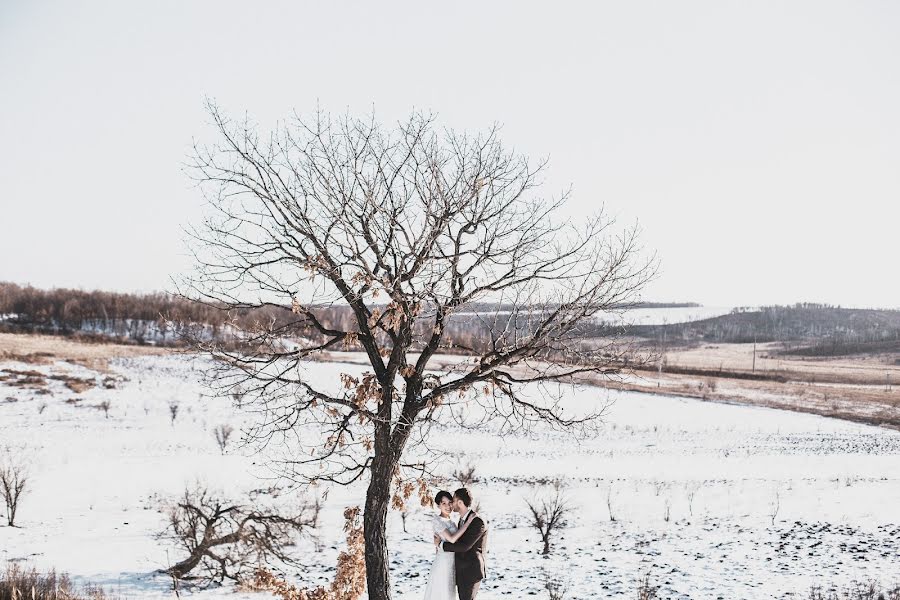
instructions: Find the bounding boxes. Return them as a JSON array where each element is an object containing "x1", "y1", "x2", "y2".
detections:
[{"x1": 442, "y1": 513, "x2": 487, "y2": 587}]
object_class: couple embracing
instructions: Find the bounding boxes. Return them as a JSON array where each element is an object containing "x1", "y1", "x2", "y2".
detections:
[{"x1": 422, "y1": 487, "x2": 488, "y2": 600}]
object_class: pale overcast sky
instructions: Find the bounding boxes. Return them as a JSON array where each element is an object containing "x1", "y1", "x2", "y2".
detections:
[{"x1": 1, "y1": 1, "x2": 898, "y2": 308}]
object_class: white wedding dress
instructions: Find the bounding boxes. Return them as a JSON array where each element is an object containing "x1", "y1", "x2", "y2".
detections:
[{"x1": 422, "y1": 515, "x2": 456, "y2": 600}]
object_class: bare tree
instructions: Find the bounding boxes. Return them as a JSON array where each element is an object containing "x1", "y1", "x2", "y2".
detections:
[
  {"x1": 158, "y1": 483, "x2": 315, "y2": 587},
  {"x1": 181, "y1": 102, "x2": 655, "y2": 599},
  {"x1": 524, "y1": 483, "x2": 570, "y2": 555},
  {"x1": 0, "y1": 454, "x2": 28, "y2": 527}
]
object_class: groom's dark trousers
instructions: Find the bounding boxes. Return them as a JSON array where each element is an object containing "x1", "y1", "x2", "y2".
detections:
[{"x1": 442, "y1": 515, "x2": 487, "y2": 600}]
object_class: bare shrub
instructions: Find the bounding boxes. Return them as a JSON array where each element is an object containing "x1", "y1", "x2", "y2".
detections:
[
  {"x1": 168, "y1": 401, "x2": 179, "y2": 426},
  {"x1": 97, "y1": 400, "x2": 111, "y2": 418},
  {"x1": 453, "y1": 462, "x2": 478, "y2": 487},
  {"x1": 706, "y1": 378, "x2": 718, "y2": 392},
  {"x1": 542, "y1": 567, "x2": 569, "y2": 600},
  {"x1": 686, "y1": 482, "x2": 701, "y2": 517},
  {"x1": 213, "y1": 424, "x2": 234, "y2": 454},
  {"x1": 158, "y1": 483, "x2": 316, "y2": 587},
  {"x1": 637, "y1": 573, "x2": 659, "y2": 599},
  {"x1": 309, "y1": 489, "x2": 324, "y2": 529},
  {"x1": 769, "y1": 488, "x2": 781, "y2": 526},
  {"x1": 400, "y1": 502, "x2": 410, "y2": 534},
  {"x1": 607, "y1": 484, "x2": 617, "y2": 522},
  {"x1": 0, "y1": 453, "x2": 28, "y2": 527},
  {"x1": 230, "y1": 386, "x2": 244, "y2": 405},
  {"x1": 524, "y1": 483, "x2": 570, "y2": 555}
]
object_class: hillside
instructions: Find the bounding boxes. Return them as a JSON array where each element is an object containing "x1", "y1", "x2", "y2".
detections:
[{"x1": 627, "y1": 304, "x2": 900, "y2": 357}]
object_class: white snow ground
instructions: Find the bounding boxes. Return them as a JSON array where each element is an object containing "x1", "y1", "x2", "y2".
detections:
[{"x1": 1, "y1": 353, "x2": 898, "y2": 600}]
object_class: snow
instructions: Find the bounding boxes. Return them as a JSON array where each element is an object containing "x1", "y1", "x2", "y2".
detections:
[
  {"x1": 1, "y1": 353, "x2": 898, "y2": 599},
  {"x1": 593, "y1": 306, "x2": 740, "y2": 327}
]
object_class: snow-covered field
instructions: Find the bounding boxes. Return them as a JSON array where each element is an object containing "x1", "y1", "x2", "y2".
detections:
[{"x1": 1, "y1": 353, "x2": 898, "y2": 600}]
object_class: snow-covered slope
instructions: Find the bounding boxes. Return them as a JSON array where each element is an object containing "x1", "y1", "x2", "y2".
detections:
[{"x1": 1, "y1": 353, "x2": 897, "y2": 599}]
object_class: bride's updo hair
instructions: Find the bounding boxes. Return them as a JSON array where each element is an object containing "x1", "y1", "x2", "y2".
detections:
[{"x1": 434, "y1": 490, "x2": 452, "y2": 506}]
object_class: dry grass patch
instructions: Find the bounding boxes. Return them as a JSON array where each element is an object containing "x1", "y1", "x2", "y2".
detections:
[
  {"x1": 0, "y1": 369, "x2": 48, "y2": 389},
  {"x1": 0, "y1": 333, "x2": 169, "y2": 373},
  {"x1": 0, "y1": 563, "x2": 119, "y2": 600},
  {"x1": 60, "y1": 375, "x2": 95, "y2": 394},
  {"x1": 661, "y1": 343, "x2": 900, "y2": 386},
  {"x1": 0, "y1": 368, "x2": 98, "y2": 395}
]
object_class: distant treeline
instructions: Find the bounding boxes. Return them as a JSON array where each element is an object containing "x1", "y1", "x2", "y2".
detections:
[
  {"x1": 0, "y1": 282, "x2": 294, "y2": 345},
  {"x1": 0, "y1": 282, "x2": 619, "y2": 351},
  {"x1": 7, "y1": 283, "x2": 891, "y2": 358},
  {"x1": 630, "y1": 303, "x2": 900, "y2": 356}
]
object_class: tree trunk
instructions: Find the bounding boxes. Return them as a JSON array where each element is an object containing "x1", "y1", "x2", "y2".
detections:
[{"x1": 364, "y1": 451, "x2": 396, "y2": 600}]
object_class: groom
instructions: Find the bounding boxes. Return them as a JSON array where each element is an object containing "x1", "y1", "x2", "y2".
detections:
[{"x1": 439, "y1": 487, "x2": 487, "y2": 600}]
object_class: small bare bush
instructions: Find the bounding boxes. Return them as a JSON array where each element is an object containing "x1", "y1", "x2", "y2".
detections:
[
  {"x1": 686, "y1": 482, "x2": 700, "y2": 517},
  {"x1": 637, "y1": 573, "x2": 659, "y2": 599},
  {"x1": 607, "y1": 484, "x2": 617, "y2": 522},
  {"x1": 652, "y1": 480, "x2": 665, "y2": 496},
  {"x1": 213, "y1": 424, "x2": 234, "y2": 454},
  {"x1": 97, "y1": 400, "x2": 111, "y2": 418},
  {"x1": 542, "y1": 567, "x2": 569, "y2": 600},
  {"x1": 0, "y1": 453, "x2": 28, "y2": 527},
  {"x1": 524, "y1": 482, "x2": 570, "y2": 555},
  {"x1": 168, "y1": 401, "x2": 179, "y2": 426},
  {"x1": 400, "y1": 501, "x2": 410, "y2": 533},
  {"x1": 769, "y1": 488, "x2": 781, "y2": 526},
  {"x1": 453, "y1": 461, "x2": 478, "y2": 487}
]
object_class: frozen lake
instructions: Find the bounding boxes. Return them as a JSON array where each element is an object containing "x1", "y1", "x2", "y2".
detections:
[{"x1": 1, "y1": 353, "x2": 897, "y2": 599}]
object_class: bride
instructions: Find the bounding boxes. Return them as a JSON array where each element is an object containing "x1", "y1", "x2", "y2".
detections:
[{"x1": 422, "y1": 490, "x2": 478, "y2": 600}]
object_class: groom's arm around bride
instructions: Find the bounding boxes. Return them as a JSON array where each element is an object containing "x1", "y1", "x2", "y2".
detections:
[
  {"x1": 440, "y1": 514, "x2": 487, "y2": 600},
  {"x1": 440, "y1": 515, "x2": 486, "y2": 555}
]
